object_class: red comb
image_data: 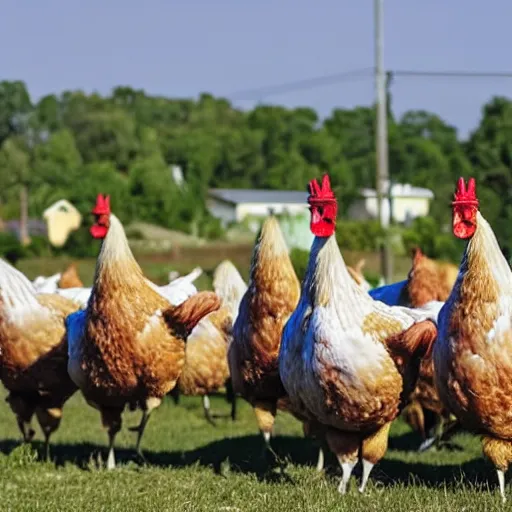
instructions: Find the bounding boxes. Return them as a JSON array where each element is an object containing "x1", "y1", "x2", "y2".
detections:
[
  {"x1": 308, "y1": 174, "x2": 337, "y2": 205},
  {"x1": 92, "y1": 194, "x2": 111, "y2": 215},
  {"x1": 452, "y1": 177, "x2": 478, "y2": 207}
]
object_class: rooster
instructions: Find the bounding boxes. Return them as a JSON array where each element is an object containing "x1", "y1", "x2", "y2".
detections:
[
  {"x1": 371, "y1": 247, "x2": 459, "y2": 450},
  {"x1": 279, "y1": 174, "x2": 438, "y2": 494},
  {"x1": 66, "y1": 194, "x2": 221, "y2": 468},
  {"x1": 229, "y1": 216, "x2": 300, "y2": 452},
  {"x1": 0, "y1": 259, "x2": 79, "y2": 459},
  {"x1": 59, "y1": 263, "x2": 84, "y2": 288},
  {"x1": 434, "y1": 178, "x2": 512, "y2": 502}
]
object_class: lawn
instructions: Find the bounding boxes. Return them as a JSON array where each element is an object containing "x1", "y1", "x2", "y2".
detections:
[
  {"x1": 0, "y1": 393, "x2": 505, "y2": 512},
  {"x1": 3, "y1": 250, "x2": 490, "y2": 511},
  {"x1": 16, "y1": 244, "x2": 414, "y2": 291}
]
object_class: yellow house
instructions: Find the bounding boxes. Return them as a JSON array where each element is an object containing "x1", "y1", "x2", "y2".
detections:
[
  {"x1": 42, "y1": 199, "x2": 82, "y2": 247},
  {"x1": 347, "y1": 182, "x2": 434, "y2": 225}
]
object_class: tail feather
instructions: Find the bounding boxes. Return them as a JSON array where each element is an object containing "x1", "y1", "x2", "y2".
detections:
[
  {"x1": 387, "y1": 320, "x2": 438, "y2": 360},
  {"x1": 163, "y1": 291, "x2": 221, "y2": 339}
]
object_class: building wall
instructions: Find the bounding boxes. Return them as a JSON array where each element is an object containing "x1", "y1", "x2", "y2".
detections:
[
  {"x1": 348, "y1": 197, "x2": 431, "y2": 223},
  {"x1": 206, "y1": 198, "x2": 237, "y2": 226},
  {"x1": 235, "y1": 203, "x2": 308, "y2": 222},
  {"x1": 279, "y1": 211, "x2": 314, "y2": 251}
]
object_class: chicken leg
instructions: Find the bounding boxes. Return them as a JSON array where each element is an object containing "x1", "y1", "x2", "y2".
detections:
[
  {"x1": 325, "y1": 429, "x2": 359, "y2": 494},
  {"x1": 482, "y1": 436, "x2": 512, "y2": 503},
  {"x1": 35, "y1": 406, "x2": 62, "y2": 461},
  {"x1": 360, "y1": 422, "x2": 392, "y2": 493},
  {"x1": 225, "y1": 378, "x2": 237, "y2": 421},
  {"x1": 6, "y1": 394, "x2": 36, "y2": 443},
  {"x1": 100, "y1": 407, "x2": 123, "y2": 470},
  {"x1": 254, "y1": 400, "x2": 277, "y2": 455},
  {"x1": 129, "y1": 397, "x2": 161, "y2": 461}
]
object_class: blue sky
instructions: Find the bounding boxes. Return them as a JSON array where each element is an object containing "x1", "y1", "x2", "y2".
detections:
[{"x1": 1, "y1": 0, "x2": 510, "y2": 138}]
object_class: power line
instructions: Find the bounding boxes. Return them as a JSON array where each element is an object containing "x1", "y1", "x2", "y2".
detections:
[
  {"x1": 393, "y1": 69, "x2": 512, "y2": 79},
  {"x1": 226, "y1": 68, "x2": 512, "y2": 101},
  {"x1": 227, "y1": 67, "x2": 373, "y2": 100}
]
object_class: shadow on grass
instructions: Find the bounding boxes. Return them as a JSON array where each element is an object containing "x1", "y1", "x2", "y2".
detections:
[{"x1": 0, "y1": 435, "x2": 495, "y2": 490}]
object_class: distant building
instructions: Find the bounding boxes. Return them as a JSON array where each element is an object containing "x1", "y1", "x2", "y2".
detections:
[
  {"x1": 43, "y1": 199, "x2": 82, "y2": 247},
  {"x1": 347, "y1": 182, "x2": 434, "y2": 225},
  {"x1": 5, "y1": 219, "x2": 47, "y2": 238},
  {"x1": 207, "y1": 189, "x2": 309, "y2": 231}
]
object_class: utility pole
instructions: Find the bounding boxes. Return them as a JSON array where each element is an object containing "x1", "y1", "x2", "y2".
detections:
[{"x1": 374, "y1": 0, "x2": 393, "y2": 283}]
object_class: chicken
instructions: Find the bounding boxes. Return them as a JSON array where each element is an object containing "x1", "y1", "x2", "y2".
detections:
[
  {"x1": 370, "y1": 247, "x2": 457, "y2": 307},
  {"x1": 32, "y1": 273, "x2": 61, "y2": 293},
  {"x1": 54, "y1": 267, "x2": 201, "y2": 310},
  {"x1": 174, "y1": 261, "x2": 247, "y2": 424},
  {"x1": 229, "y1": 216, "x2": 300, "y2": 451},
  {"x1": 59, "y1": 263, "x2": 84, "y2": 288},
  {"x1": 0, "y1": 259, "x2": 80, "y2": 459},
  {"x1": 434, "y1": 178, "x2": 512, "y2": 502},
  {"x1": 66, "y1": 194, "x2": 221, "y2": 469},
  {"x1": 212, "y1": 260, "x2": 247, "y2": 319},
  {"x1": 32, "y1": 263, "x2": 84, "y2": 294},
  {"x1": 279, "y1": 174, "x2": 438, "y2": 495},
  {"x1": 176, "y1": 307, "x2": 233, "y2": 424},
  {"x1": 347, "y1": 259, "x2": 372, "y2": 292},
  {"x1": 370, "y1": 247, "x2": 459, "y2": 450}
]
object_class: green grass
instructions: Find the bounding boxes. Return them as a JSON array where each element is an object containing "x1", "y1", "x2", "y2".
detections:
[
  {"x1": 0, "y1": 392, "x2": 506, "y2": 512},
  {"x1": 16, "y1": 245, "x2": 413, "y2": 293}
]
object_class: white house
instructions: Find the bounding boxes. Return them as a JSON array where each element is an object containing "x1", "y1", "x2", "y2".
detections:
[
  {"x1": 347, "y1": 182, "x2": 434, "y2": 225},
  {"x1": 207, "y1": 189, "x2": 309, "y2": 227},
  {"x1": 42, "y1": 199, "x2": 82, "y2": 247}
]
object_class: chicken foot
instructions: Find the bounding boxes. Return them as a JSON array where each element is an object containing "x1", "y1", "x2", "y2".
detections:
[
  {"x1": 253, "y1": 399, "x2": 291, "y2": 475},
  {"x1": 202, "y1": 394, "x2": 238, "y2": 426},
  {"x1": 129, "y1": 397, "x2": 162, "y2": 461},
  {"x1": 482, "y1": 436, "x2": 512, "y2": 503},
  {"x1": 418, "y1": 416, "x2": 463, "y2": 453}
]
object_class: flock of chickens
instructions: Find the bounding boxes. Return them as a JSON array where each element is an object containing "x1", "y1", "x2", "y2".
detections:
[{"x1": 0, "y1": 175, "x2": 510, "y2": 502}]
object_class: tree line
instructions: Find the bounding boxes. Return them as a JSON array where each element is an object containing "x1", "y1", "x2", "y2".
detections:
[{"x1": 0, "y1": 80, "x2": 510, "y2": 259}]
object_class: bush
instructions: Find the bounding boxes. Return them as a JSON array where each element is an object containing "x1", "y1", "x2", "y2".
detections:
[
  {"x1": 290, "y1": 248, "x2": 309, "y2": 281},
  {"x1": 335, "y1": 220, "x2": 385, "y2": 252},
  {"x1": 402, "y1": 217, "x2": 462, "y2": 262},
  {"x1": 24, "y1": 236, "x2": 53, "y2": 258},
  {"x1": 56, "y1": 227, "x2": 100, "y2": 258},
  {"x1": 0, "y1": 232, "x2": 26, "y2": 264},
  {"x1": 199, "y1": 216, "x2": 225, "y2": 241}
]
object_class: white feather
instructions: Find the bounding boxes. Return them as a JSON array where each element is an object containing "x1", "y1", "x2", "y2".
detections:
[
  {"x1": 32, "y1": 273, "x2": 62, "y2": 293},
  {"x1": 0, "y1": 259, "x2": 49, "y2": 324}
]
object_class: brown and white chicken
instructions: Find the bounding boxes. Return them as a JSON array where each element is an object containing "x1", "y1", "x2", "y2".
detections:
[
  {"x1": 229, "y1": 216, "x2": 300, "y2": 449},
  {"x1": 434, "y1": 178, "x2": 512, "y2": 502},
  {"x1": 66, "y1": 194, "x2": 221, "y2": 468},
  {"x1": 0, "y1": 259, "x2": 79, "y2": 459},
  {"x1": 279, "y1": 174, "x2": 438, "y2": 494},
  {"x1": 170, "y1": 261, "x2": 247, "y2": 423}
]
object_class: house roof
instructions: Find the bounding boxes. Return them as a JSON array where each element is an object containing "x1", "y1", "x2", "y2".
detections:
[
  {"x1": 43, "y1": 199, "x2": 81, "y2": 218},
  {"x1": 359, "y1": 182, "x2": 434, "y2": 199},
  {"x1": 209, "y1": 189, "x2": 309, "y2": 205}
]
